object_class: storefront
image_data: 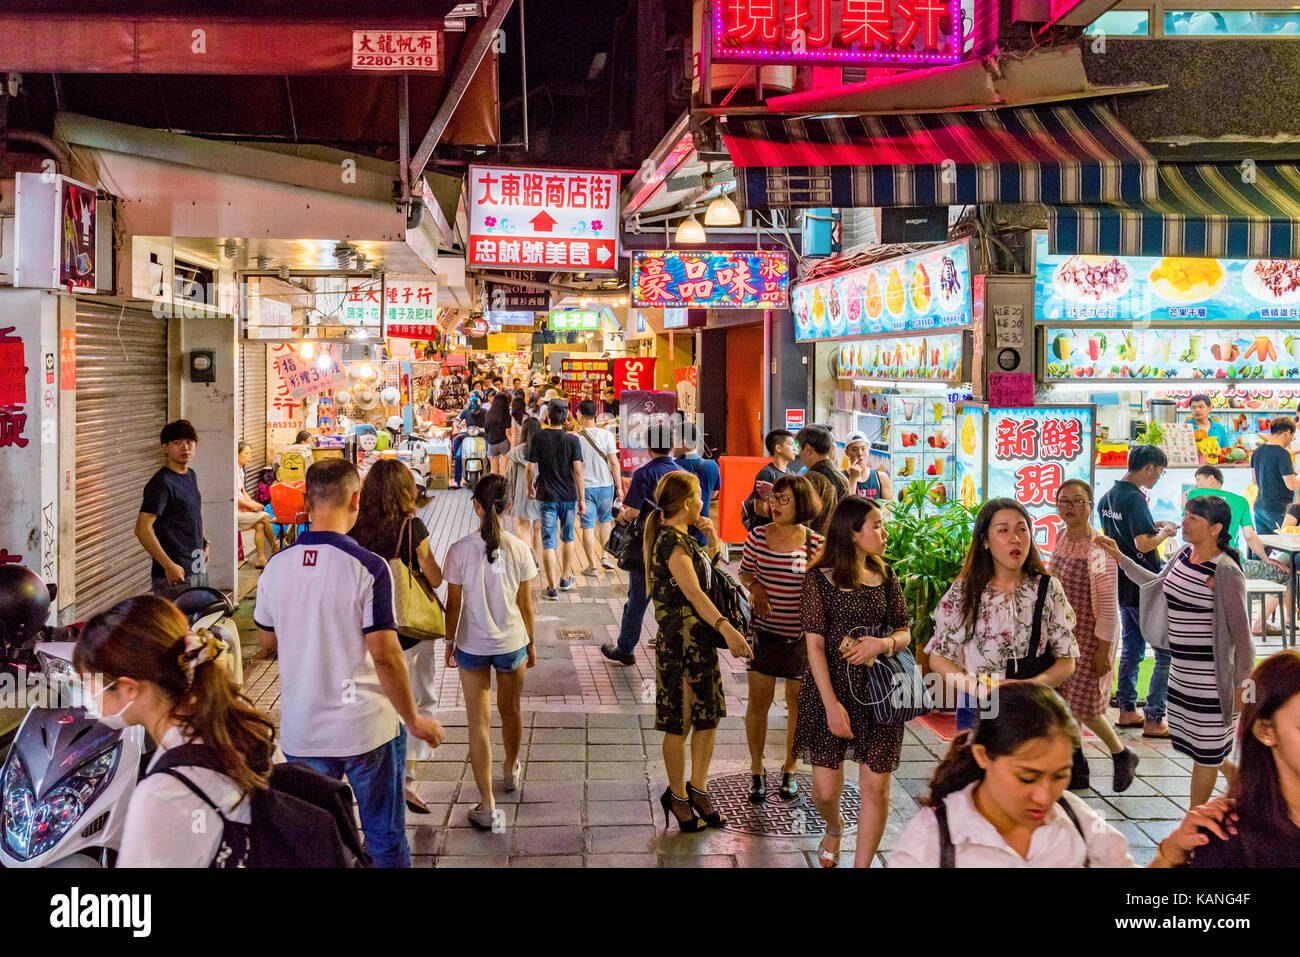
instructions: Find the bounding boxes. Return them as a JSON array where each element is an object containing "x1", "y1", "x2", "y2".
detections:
[{"x1": 1033, "y1": 232, "x2": 1300, "y2": 526}]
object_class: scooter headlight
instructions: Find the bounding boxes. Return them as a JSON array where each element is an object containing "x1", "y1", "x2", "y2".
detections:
[{"x1": 2, "y1": 745, "x2": 120, "y2": 861}]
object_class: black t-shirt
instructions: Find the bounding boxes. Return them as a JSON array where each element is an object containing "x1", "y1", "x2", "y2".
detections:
[
  {"x1": 1098, "y1": 479, "x2": 1160, "y2": 608},
  {"x1": 526, "y1": 428, "x2": 581, "y2": 502},
  {"x1": 1191, "y1": 818, "x2": 1300, "y2": 868},
  {"x1": 1252, "y1": 443, "x2": 1295, "y2": 521},
  {"x1": 486, "y1": 415, "x2": 510, "y2": 445},
  {"x1": 808, "y1": 460, "x2": 850, "y2": 499},
  {"x1": 743, "y1": 461, "x2": 791, "y2": 531},
  {"x1": 458, "y1": 408, "x2": 486, "y2": 429},
  {"x1": 140, "y1": 467, "x2": 205, "y2": 579}
]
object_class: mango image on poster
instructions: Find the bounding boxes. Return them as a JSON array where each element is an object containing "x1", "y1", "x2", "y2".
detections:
[
  {"x1": 886, "y1": 269, "x2": 906, "y2": 316},
  {"x1": 961, "y1": 473, "x2": 977, "y2": 508},
  {"x1": 961, "y1": 415, "x2": 977, "y2": 455},
  {"x1": 864, "y1": 271, "x2": 883, "y2": 319}
]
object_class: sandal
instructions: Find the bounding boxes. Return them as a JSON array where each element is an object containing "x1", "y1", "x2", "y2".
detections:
[
  {"x1": 818, "y1": 813, "x2": 845, "y2": 868},
  {"x1": 404, "y1": 785, "x2": 430, "y2": 814}
]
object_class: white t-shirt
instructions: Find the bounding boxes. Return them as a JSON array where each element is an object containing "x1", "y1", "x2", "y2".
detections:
[
  {"x1": 887, "y1": 781, "x2": 1135, "y2": 868},
  {"x1": 254, "y1": 530, "x2": 401, "y2": 757},
  {"x1": 443, "y1": 530, "x2": 539, "y2": 655},
  {"x1": 576, "y1": 425, "x2": 619, "y2": 489}
]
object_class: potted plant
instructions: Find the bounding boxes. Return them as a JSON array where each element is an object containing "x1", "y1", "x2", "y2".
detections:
[{"x1": 883, "y1": 479, "x2": 977, "y2": 669}]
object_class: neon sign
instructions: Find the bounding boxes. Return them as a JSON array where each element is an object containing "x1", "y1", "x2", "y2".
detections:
[
  {"x1": 631, "y1": 250, "x2": 789, "y2": 309},
  {"x1": 713, "y1": 0, "x2": 963, "y2": 67}
]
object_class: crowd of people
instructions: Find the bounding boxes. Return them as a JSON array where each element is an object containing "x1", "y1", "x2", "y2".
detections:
[{"x1": 73, "y1": 400, "x2": 1300, "y2": 868}]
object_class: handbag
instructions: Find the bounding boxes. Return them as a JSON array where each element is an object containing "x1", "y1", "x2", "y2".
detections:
[
  {"x1": 390, "y1": 517, "x2": 446, "y2": 641},
  {"x1": 838, "y1": 597, "x2": 931, "y2": 726},
  {"x1": 608, "y1": 513, "x2": 646, "y2": 570},
  {"x1": 1003, "y1": 574, "x2": 1055, "y2": 680},
  {"x1": 667, "y1": 537, "x2": 752, "y2": 650}
]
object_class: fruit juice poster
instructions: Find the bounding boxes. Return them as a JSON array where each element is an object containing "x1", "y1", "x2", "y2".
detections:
[
  {"x1": 793, "y1": 241, "x2": 972, "y2": 342},
  {"x1": 987, "y1": 406, "x2": 1094, "y2": 554},
  {"x1": 1033, "y1": 233, "x2": 1300, "y2": 323},
  {"x1": 955, "y1": 405, "x2": 985, "y2": 511},
  {"x1": 837, "y1": 333, "x2": 963, "y2": 382},
  {"x1": 1043, "y1": 327, "x2": 1300, "y2": 382}
]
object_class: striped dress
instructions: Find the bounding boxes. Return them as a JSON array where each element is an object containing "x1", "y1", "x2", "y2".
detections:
[
  {"x1": 1163, "y1": 548, "x2": 1235, "y2": 766},
  {"x1": 739, "y1": 524, "x2": 824, "y2": 639}
]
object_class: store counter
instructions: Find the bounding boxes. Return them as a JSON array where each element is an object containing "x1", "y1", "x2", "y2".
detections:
[{"x1": 1093, "y1": 464, "x2": 1254, "y2": 526}]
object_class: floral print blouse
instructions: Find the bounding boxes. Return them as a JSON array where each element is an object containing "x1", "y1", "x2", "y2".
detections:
[{"x1": 926, "y1": 574, "x2": 1079, "y2": 677}]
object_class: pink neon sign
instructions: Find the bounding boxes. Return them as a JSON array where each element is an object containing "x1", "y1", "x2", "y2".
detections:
[{"x1": 712, "y1": 0, "x2": 964, "y2": 67}]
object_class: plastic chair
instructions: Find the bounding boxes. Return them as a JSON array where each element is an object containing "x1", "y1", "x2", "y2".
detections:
[{"x1": 269, "y1": 481, "x2": 310, "y2": 547}]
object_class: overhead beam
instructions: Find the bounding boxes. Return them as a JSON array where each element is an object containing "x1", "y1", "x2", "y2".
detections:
[{"x1": 409, "y1": 0, "x2": 514, "y2": 186}]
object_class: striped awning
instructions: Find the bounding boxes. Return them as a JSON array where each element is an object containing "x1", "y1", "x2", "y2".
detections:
[
  {"x1": 1048, "y1": 163, "x2": 1300, "y2": 259},
  {"x1": 724, "y1": 103, "x2": 1158, "y2": 209}
]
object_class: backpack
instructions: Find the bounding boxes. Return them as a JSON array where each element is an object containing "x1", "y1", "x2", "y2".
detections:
[
  {"x1": 148, "y1": 743, "x2": 371, "y2": 868},
  {"x1": 256, "y1": 468, "x2": 276, "y2": 505},
  {"x1": 933, "y1": 793, "x2": 1086, "y2": 867}
]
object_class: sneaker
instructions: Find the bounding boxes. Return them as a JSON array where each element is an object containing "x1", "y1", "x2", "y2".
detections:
[
  {"x1": 559, "y1": 575, "x2": 576, "y2": 591},
  {"x1": 1112, "y1": 748, "x2": 1140, "y2": 792},
  {"x1": 581, "y1": 566, "x2": 599, "y2": 577},
  {"x1": 467, "y1": 805, "x2": 496, "y2": 830},
  {"x1": 542, "y1": 587, "x2": 560, "y2": 601},
  {"x1": 503, "y1": 760, "x2": 522, "y2": 792},
  {"x1": 601, "y1": 556, "x2": 617, "y2": 570},
  {"x1": 600, "y1": 642, "x2": 635, "y2": 666}
]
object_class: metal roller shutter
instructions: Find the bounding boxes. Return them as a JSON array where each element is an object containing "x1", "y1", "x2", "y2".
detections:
[
  {"x1": 239, "y1": 342, "x2": 267, "y2": 495},
  {"x1": 74, "y1": 301, "x2": 169, "y2": 620}
]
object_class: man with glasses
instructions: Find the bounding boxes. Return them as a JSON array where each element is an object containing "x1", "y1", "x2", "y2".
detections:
[{"x1": 1098, "y1": 444, "x2": 1176, "y2": 738}]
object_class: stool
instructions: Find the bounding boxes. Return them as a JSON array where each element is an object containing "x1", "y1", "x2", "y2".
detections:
[{"x1": 1245, "y1": 580, "x2": 1287, "y2": 642}]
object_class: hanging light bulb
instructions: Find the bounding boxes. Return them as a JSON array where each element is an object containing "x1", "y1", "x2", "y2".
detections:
[
  {"x1": 359, "y1": 362, "x2": 375, "y2": 380},
  {"x1": 674, "y1": 209, "x2": 706, "y2": 244},
  {"x1": 704, "y1": 191, "x2": 741, "y2": 227},
  {"x1": 316, "y1": 354, "x2": 332, "y2": 371},
  {"x1": 300, "y1": 341, "x2": 315, "y2": 359}
]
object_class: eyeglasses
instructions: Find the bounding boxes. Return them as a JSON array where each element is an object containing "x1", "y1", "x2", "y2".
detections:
[
  {"x1": 771, "y1": 494, "x2": 793, "y2": 506},
  {"x1": 1056, "y1": 497, "x2": 1090, "y2": 507}
]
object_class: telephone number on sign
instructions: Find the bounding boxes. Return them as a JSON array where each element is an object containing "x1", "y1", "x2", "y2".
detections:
[{"x1": 353, "y1": 55, "x2": 437, "y2": 68}]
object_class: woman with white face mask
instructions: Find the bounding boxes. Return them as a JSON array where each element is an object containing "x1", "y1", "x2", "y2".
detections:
[{"x1": 75, "y1": 596, "x2": 278, "y2": 867}]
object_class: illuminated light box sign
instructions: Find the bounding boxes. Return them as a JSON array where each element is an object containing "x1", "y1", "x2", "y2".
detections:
[
  {"x1": 1034, "y1": 233, "x2": 1300, "y2": 324},
  {"x1": 713, "y1": 0, "x2": 964, "y2": 67},
  {"x1": 549, "y1": 310, "x2": 604, "y2": 332},
  {"x1": 987, "y1": 406, "x2": 1094, "y2": 555},
  {"x1": 793, "y1": 241, "x2": 972, "y2": 342},
  {"x1": 1042, "y1": 327, "x2": 1300, "y2": 383},
  {"x1": 836, "y1": 332, "x2": 963, "y2": 382},
  {"x1": 631, "y1": 250, "x2": 789, "y2": 309}
]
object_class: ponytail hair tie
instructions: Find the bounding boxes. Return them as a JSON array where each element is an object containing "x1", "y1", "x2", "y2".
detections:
[{"x1": 177, "y1": 628, "x2": 227, "y2": 687}]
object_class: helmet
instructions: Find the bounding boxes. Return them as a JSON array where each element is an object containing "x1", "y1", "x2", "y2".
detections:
[
  {"x1": 386, "y1": 415, "x2": 403, "y2": 432},
  {"x1": 0, "y1": 566, "x2": 51, "y2": 646}
]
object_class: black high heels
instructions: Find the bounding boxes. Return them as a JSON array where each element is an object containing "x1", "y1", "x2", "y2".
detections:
[
  {"x1": 660, "y1": 787, "x2": 706, "y2": 833},
  {"x1": 686, "y1": 783, "x2": 727, "y2": 828},
  {"x1": 749, "y1": 771, "x2": 767, "y2": 803},
  {"x1": 779, "y1": 772, "x2": 799, "y2": 800}
]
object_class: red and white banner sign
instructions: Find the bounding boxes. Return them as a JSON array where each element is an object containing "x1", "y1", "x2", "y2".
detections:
[
  {"x1": 467, "y1": 165, "x2": 621, "y2": 272},
  {"x1": 351, "y1": 30, "x2": 442, "y2": 71},
  {"x1": 612, "y1": 358, "x2": 656, "y2": 394}
]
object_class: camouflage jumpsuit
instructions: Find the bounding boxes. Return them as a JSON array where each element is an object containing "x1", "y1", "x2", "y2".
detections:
[{"x1": 649, "y1": 524, "x2": 726, "y2": 735}]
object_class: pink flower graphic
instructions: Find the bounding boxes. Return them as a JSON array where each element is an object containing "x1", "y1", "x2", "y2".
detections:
[
  {"x1": 484, "y1": 216, "x2": 498, "y2": 228},
  {"x1": 590, "y1": 220, "x2": 603, "y2": 232}
]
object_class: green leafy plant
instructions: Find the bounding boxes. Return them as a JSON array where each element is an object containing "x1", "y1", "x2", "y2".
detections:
[
  {"x1": 1134, "y1": 419, "x2": 1166, "y2": 447},
  {"x1": 883, "y1": 479, "x2": 977, "y2": 652}
]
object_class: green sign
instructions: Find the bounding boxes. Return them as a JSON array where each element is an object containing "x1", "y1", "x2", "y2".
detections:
[{"x1": 548, "y1": 310, "x2": 602, "y2": 332}]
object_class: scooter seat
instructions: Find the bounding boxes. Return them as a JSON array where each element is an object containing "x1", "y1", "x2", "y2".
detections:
[{"x1": 171, "y1": 587, "x2": 235, "y2": 621}]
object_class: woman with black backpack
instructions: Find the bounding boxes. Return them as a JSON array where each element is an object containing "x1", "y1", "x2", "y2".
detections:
[{"x1": 74, "y1": 595, "x2": 280, "y2": 867}]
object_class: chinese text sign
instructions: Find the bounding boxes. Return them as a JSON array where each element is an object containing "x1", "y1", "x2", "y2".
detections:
[{"x1": 632, "y1": 250, "x2": 789, "y2": 309}]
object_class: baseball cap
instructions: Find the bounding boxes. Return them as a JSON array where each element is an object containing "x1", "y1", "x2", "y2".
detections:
[{"x1": 845, "y1": 430, "x2": 869, "y2": 447}]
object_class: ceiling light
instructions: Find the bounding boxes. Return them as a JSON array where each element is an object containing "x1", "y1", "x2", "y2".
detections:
[
  {"x1": 674, "y1": 209, "x2": 706, "y2": 244},
  {"x1": 316, "y1": 354, "x2": 332, "y2": 371},
  {"x1": 278, "y1": 265, "x2": 291, "y2": 280},
  {"x1": 704, "y1": 192, "x2": 741, "y2": 227},
  {"x1": 300, "y1": 341, "x2": 315, "y2": 359}
]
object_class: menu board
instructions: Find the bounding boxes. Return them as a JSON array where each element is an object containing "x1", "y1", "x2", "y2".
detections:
[
  {"x1": 792, "y1": 241, "x2": 972, "y2": 342},
  {"x1": 1034, "y1": 233, "x2": 1300, "y2": 323},
  {"x1": 560, "y1": 358, "x2": 611, "y2": 406},
  {"x1": 1042, "y1": 326, "x2": 1300, "y2": 383},
  {"x1": 986, "y1": 406, "x2": 1095, "y2": 555},
  {"x1": 836, "y1": 333, "x2": 963, "y2": 382},
  {"x1": 891, "y1": 394, "x2": 956, "y2": 508}
]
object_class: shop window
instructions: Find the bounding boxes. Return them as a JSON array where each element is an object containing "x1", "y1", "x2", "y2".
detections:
[
  {"x1": 1085, "y1": 10, "x2": 1150, "y2": 34},
  {"x1": 1163, "y1": 9, "x2": 1300, "y2": 33}
]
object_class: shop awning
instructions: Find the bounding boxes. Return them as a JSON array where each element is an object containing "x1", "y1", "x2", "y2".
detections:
[
  {"x1": 1047, "y1": 163, "x2": 1300, "y2": 260},
  {"x1": 724, "y1": 103, "x2": 1158, "y2": 209}
]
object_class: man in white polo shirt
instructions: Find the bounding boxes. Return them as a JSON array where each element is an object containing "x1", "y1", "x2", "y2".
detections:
[{"x1": 255, "y1": 458, "x2": 444, "y2": 868}]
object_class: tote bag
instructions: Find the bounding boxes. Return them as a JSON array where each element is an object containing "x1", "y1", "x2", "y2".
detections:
[{"x1": 391, "y1": 517, "x2": 446, "y2": 641}]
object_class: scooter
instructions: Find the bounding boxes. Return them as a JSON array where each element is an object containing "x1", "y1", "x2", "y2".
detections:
[
  {"x1": 0, "y1": 584, "x2": 240, "y2": 867},
  {"x1": 460, "y1": 424, "x2": 489, "y2": 492}
]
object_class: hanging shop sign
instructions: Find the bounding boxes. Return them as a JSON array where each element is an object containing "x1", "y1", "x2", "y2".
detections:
[
  {"x1": 548, "y1": 310, "x2": 604, "y2": 332},
  {"x1": 350, "y1": 30, "x2": 442, "y2": 71},
  {"x1": 382, "y1": 280, "x2": 439, "y2": 339},
  {"x1": 467, "y1": 165, "x2": 620, "y2": 272},
  {"x1": 487, "y1": 311, "x2": 537, "y2": 334},
  {"x1": 487, "y1": 275, "x2": 551, "y2": 311},
  {"x1": 272, "y1": 344, "x2": 348, "y2": 400},
  {"x1": 1034, "y1": 234, "x2": 1300, "y2": 323},
  {"x1": 631, "y1": 250, "x2": 789, "y2": 309},
  {"x1": 1042, "y1": 327, "x2": 1300, "y2": 383},
  {"x1": 987, "y1": 406, "x2": 1095, "y2": 555},
  {"x1": 618, "y1": 389, "x2": 678, "y2": 472},
  {"x1": 14, "y1": 172, "x2": 100, "y2": 293},
  {"x1": 793, "y1": 241, "x2": 972, "y2": 342},
  {"x1": 836, "y1": 333, "x2": 963, "y2": 382},
  {"x1": 462, "y1": 316, "x2": 490, "y2": 338},
  {"x1": 613, "y1": 357, "x2": 657, "y2": 394},
  {"x1": 675, "y1": 366, "x2": 699, "y2": 415},
  {"x1": 663, "y1": 308, "x2": 689, "y2": 329},
  {"x1": 712, "y1": 0, "x2": 966, "y2": 68}
]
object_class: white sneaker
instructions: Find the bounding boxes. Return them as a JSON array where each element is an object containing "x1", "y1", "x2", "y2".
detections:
[
  {"x1": 504, "y1": 760, "x2": 522, "y2": 792},
  {"x1": 601, "y1": 556, "x2": 617, "y2": 570}
]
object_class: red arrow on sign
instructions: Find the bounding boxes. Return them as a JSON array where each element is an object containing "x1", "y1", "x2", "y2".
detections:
[{"x1": 530, "y1": 210, "x2": 558, "y2": 232}]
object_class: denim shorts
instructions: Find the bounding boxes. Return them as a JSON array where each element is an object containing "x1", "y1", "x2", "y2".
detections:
[
  {"x1": 454, "y1": 646, "x2": 528, "y2": 672},
  {"x1": 581, "y1": 485, "x2": 615, "y2": 529},
  {"x1": 539, "y1": 500, "x2": 576, "y2": 549}
]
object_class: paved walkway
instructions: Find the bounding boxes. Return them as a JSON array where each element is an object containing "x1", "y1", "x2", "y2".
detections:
[{"x1": 234, "y1": 487, "x2": 1247, "y2": 868}]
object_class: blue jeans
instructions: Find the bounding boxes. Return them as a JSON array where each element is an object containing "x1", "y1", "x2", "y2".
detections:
[
  {"x1": 616, "y1": 567, "x2": 650, "y2": 656},
  {"x1": 284, "y1": 726, "x2": 410, "y2": 868},
  {"x1": 581, "y1": 486, "x2": 615, "y2": 529},
  {"x1": 455, "y1": 646, "x2": 528, "y2": 671},
  {"x1": 539, "y1": 500, "x2": 577, "y2": 549},
  {"x1": 452, "y1": 434, "x2": 465, "y2": 484},
  {"x1": 1117, "y1": 605, "x2": 1170, "y2": 722}
]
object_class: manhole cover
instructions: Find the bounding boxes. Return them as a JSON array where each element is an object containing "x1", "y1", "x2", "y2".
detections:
[
  {"x1": 705, "y1": 770, "x2": 860, "y2": 837},
  {"x1": 557, "y1": 629, "x2": 593, "y2": 641}
]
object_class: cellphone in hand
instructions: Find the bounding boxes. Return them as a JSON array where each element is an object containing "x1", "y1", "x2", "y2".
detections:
[{"x1": 755, "y1": 480, "x2": 774, "y2": 501}]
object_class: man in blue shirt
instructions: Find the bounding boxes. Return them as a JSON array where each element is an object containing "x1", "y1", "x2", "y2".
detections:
[
  {"x1": 1186, "y1": 394, "x2": 1230, "y2": 448},
  {"x1": 673, "y1": 436, "x2": 720, "y2": 548}
]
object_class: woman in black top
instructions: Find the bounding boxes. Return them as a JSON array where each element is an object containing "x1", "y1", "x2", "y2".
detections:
[
  {"x1": 349, "y1": 460, "x2": 445, "y2": 814},
  {"x1": 486, "y1": 392, "x2": 513, "y2": 475},
  {"x1": 510, "y1": 390, "x2": 527, "y2": 445}
]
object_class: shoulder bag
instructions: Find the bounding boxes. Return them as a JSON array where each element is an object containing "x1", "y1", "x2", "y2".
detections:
[
  {"x1": 837, "y1": 571, "x2": 931, "y2": 724},
  {"x1": 608, "y1": 511, "x2": 646, "y2": 570},
  {"x1": 390, "y1": 517, "x2": 446, "y2": 641},
  {"x1": 666, "y1": 532, "x2": 752, "y2": 649},
  {"x1": 1003, "y1": 574, "x2": 1054, "y2": 680}
]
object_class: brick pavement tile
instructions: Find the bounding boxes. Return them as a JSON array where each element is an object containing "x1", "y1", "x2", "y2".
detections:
[
  {"x1": 709, "y1": 745, "x2": 753, "y2": 762},
  {"x1": 894, "y1": 761, "x2": 939, "y2": 779},
  {"x1": 532, "y1": 727, "x2": 586, "y2": 744},
  {"x1": 588, "y1": 713, "x2": 641, "y2": 728},
  {"x1": 733, "y1": 851, "x2": 811, "y2": 869},
  {"x1": 1141, "y1": 776, "x2": 1193, "y2": 797},
  {"x1": 588, "y1": 744, "x2": 649, "y2": 762},
  {"x1": 412, "y1": 855, "x2": 437, "y2": 869},
  {"x1": 712, "y1": 730, "x2": 749, "y2": 744},
  {"x1": 587, "y1": 779, "x2": 652, "y2": 802},
  {"x1": 520, "y1": 780, "x2": 585, "y2": 803},
  {"x1": 1104, "y1": 795, "x2": 1188, "y2": 820},
  {"x1": 447, "y1": 803, "x2": 517, "y2": 828},
  {"x1": 1135, "y1": 757, "x2": 1189, "y2": 777},
  {"x1": 639, "y1": 713, "x2": 659, "y2": 729},
  {"x1": 587, "y1": 727, "x2": 642, "y2": 744},
  {"x1": 586, "y1": 853, "x2": 660, "y2": 868},
  {"x1": 405, "y1": 803, "x2": 452, "y2": 827},
  {"x1": 415, "y1": 763, "x2": 466, "y2": 782},
  {"x1": 660, "y1": 828, "x2": 756, "y2": 857},
  {"x1": 435, "y1": 855, "x2": 510, "y2": 868},
  {"x1": 516, "y1": 802, "x2": 584, "y2": 826},
  {"x1": 1086, "y1": 768, "x2": 1157, "y2": 796},
  {"x1": 509, "y1": 855, "x2": 584, "y2": 867},
  {"x1": 1081, "y1": 797, "x2": 1125, "y2": 819},
  {"x1": 412, "y1": 781, "x2": 461, "y2": 804},
  {"x1": 531, "y1": 712, "x2": 588, "y2": 728},
  {"x1": 429, "y1": 743, "x2": 471, "y2": 762},
  {"x1": 587, "y1": 825, "x2": 660, "y2": 853},
  {"x1": 663, "y1": 854, "x2": 736, "y2": 867},
  {"x1": 527, "y1": 743, "x2": 588, "y2": 762},
  {"x1": 522, "y1": 762, "x2": 582, "y2": 780},
  {"x1": 438, "y1": 726, "x2": 470, "y2": 744},
  {"x1": 407, "y1": 824, "x2": 443, "y2": 855},
  {"x1": 458, "y1": 782, "x2": 524, "y2": 805},
  {"x1": 587, "y1": 761, "x2": 649, "y2": 779},
  {"x1": 442, "y1": 827, "x2": 512, "y2": 855},
  {"x1": 897, "y1": 779, "x2": 931, "y2": 800},
  {"x1": 513, "y1": 825, "x2": 586, "y2": 855},
  {"x1": 586, "y1": 800, "x2": 655, "y2": 826}
]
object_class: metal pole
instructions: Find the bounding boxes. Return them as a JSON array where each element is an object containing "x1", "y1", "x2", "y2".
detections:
[
  {"x1": 398, "y1": 74, "x2": 410, "y2": 205},
  {"x1": 520, "y1": 0, "x2": 529, "y2": 154}
]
